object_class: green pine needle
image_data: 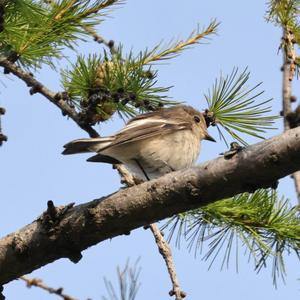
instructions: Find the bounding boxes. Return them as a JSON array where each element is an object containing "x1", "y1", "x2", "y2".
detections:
[
  {"x1": 61, "y1": 49, "x2": 178, "y2": 120},
  {"x1": 205, "y1": 68, "x2": 278, "y2": 146},
  {"x1": 0, "y1": 0, "x2": 122, "y2": 68},
  {"x1": 61, "y1": 54, "x2": 101, "y2": 103},
  {"x1": 266, "y1": 0, "x2": 300, "y2": 27},
  {"x1": 162, "y1": 189, "x2": 300, "y2": 286},
  {"x1": 143, "y1": 20, "x2": 219, "y2": 64}
]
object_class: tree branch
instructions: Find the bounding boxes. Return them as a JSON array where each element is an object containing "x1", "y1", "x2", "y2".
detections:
[
  {"x1": 0, "y1": 127, "x2": 300, "y2": 285},
  {"x1": 0, "y1": 59, "x2": 99, "y2": 138},
  {"x1": 149, "y1": 224, "x2": 186, "y2": 300},
  {"x1": 281, "y1": 28, "x2": 300, "y2": 203},
  {"x1": 20, "y1": 276, "x2": 77, "y2": 300}
]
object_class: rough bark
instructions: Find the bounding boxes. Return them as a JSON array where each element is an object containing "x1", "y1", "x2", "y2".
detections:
[
  {"x1": 0, "y1": 126, "x2": 300, "y2": 285},
  {"x1": 281, "y1": 28, "x2": 300, "y2": 203}
]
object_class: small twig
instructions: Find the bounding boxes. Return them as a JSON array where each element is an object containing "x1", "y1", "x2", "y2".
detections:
[
  {"x1": 0, "y1": 59, "x2": 99, "y2": 138},
  {"x1": 144, "y1": 20, "x2": 218, "y2": 64},
  {"x1": 115, "y1": 166, "x2": 185, "y2": 299},
  {"x1": 20, "y1": 276, "x2": 78, "y2": 300},
  {"x1": 149, "y1": 223, "x2": 186, "y2": 300},
  {"x1": 113, "y1": 164, "x2": 141, "y2": 187},
  {"x1": 42, "y1": 0, "x2": 118, "y2": 55},
  {"x1": 54, "y1": 0, "x2": 77, "y2": 20},
  {"x1": 281, "y1": 28, "x2": 300, "y2": 204},
  {"x1": 83, "y1": 25, "x2": 118, "y2": 55},
  {"x1": 78, "y1": 0, "x2": 121, "y2": 19}
]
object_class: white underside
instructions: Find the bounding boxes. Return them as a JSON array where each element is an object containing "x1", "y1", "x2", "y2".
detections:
[{"x1": 101, "y1": 130, "x2": 201, "y2": 180}]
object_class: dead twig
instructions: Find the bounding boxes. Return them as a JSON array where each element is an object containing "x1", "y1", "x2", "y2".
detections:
[
  {"x1": 149, "y1": 223, "x2": 186, "y2": 300},
  {"x1": 20, "y1": 276, "x2": 78, "y2": 300},
  {"x1": 116, "y1": 167, "x2": 186, "y2": 299},
  {"x1": 83, "y1": 25, "x2": 118, "y2": 55}
]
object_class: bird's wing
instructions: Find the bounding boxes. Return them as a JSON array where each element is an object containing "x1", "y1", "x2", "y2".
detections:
[{"x1": 99, "y1": 117, "x2": 191, "y2": 151}]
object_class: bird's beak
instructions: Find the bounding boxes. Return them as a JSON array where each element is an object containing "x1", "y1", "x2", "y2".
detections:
[{"x1": 204, "y1": 133, "x2": 216, "y2": 142}]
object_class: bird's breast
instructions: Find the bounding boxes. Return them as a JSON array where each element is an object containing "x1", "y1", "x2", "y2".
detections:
[{"x1": 134, "y1": 130, "x2": 201, "y2": 180}]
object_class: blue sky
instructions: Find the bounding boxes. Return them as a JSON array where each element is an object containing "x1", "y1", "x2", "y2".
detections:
[{"x1": 1, "y1": 0, "x2": 300, "y2": 299}]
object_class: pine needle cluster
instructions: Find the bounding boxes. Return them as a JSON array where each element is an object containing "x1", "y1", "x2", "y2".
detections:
[
  {"x1": 204, "y1": 68, "x2": 278, "y2": 145},
  {"x1": 162, "y1": 189, "x2": 300, "y2": 285},
  {"x1": 61, "y1": 51, "x2": 175, "y2": 123},
  {"x1": 0, "y1": 0, "x2": 122, "y2": 67}
]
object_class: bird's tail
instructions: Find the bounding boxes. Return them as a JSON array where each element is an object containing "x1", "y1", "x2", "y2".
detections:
[{"x1": 62, "y1": 137, "x2": 113, "y2": 155}]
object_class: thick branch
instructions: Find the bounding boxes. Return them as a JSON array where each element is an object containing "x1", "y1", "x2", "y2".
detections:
[{"x1": 1, "y1": 127, "x2": 300, "y2": 284}]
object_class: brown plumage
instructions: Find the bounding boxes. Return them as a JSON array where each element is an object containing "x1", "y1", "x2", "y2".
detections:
[{"x1": 62, "y1": 105, "x2": 215, "y2": 180}]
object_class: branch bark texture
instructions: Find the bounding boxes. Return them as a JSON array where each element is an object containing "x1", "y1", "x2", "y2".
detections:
[
  {"x1": 282, "y1": 28, "x2": 300, "y2": 203},
  {"x1": 1, "y1": 127, "x2": 300, "y2": 284},
  {"x1": 149, "y1": 224, "x2": 186, "y2": 300}
]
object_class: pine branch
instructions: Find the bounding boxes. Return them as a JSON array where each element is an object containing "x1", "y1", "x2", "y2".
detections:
[
  {"x1": 0, "y1": 126, "x2": 300, "y2": 285},
  {"x1": 61, "y1": 51, "x2": 177, "y2": 122},
  {"x1": 83, "y1": 25, "x2": 117, "y2": 54},
  {"x1": 78, "y1": 0, "x2": 124, "y2": 19},
  {"x1": 266, "y1": 0, "x2": 300, "y2": 203},
  {"x1": 162, "y1": 189, "x2": 300, "y2": 285},
  {"x1": 143, "y1": 20, "x2": 219, "y2": 64},
  {"x1": 0, "y1": 0, "x2": 123, "y2": 68},
  {"x1": 204, "y1": 68, "x2": 278, "y2": 146},
  {"x1": 0, "y1": 58, "x2": 99, "y2": 137},
  {"x1": 281, "y1": 28, "x2": 300, "y2": 202},
  {"x1": 42, "y1": 0, "x2": 119, "y2": 53}
]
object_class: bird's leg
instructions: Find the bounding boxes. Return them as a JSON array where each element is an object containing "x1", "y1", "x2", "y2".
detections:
[{"x1": 133, "y1": 158, "x2": 150, "y2": 181}]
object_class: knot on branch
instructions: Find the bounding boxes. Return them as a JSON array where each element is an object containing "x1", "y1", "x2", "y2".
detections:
[
  {"x1": 38, "y1": 201, "x2": 83, "y2": 263},
  {"x1": 220, "y1": 142, "x2": 245, "y2": 159},
  {"x1": 169, "y1": 289, "x2": 186, "y2": 299},
  {"x1": 11, "y1": 234, "x2": 29, "y2": 259},
  {"x1": 54, "y1": 91, "x2": 70, "y2": 102},
  {"x1": 286, "y1": 105, "x2": 300, "y2": 128},
  {"x1": 29, "y1": 83, "x2": 43, "y2": 95},
  {"x1": 0, "y1": 133, "x2": 7, "y2": 146},
  {"x1": 0, "y1": 107, "x2": 5, "y2": 115},
  {"x1": 0, "y1": 106, "x2": 7, "y2": 146},
  {"x1": 203, "y1": 109, "x2": 216, "y2": 127},
  {"x1": 38, "y1": 200, "x2": 75, "y2": 233},
  {"x1": 7, "y1": 51, "x2": 20, "y2": 64}
]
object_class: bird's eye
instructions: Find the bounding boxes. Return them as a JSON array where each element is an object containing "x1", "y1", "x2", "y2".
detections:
[{"x1": 194, "y1": 115, "x2": 201, "y2": 123}]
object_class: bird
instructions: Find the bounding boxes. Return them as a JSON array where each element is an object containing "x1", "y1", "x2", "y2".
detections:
[{"x1": 62, "y1": 105, "x2": 216, "y2": 181}]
